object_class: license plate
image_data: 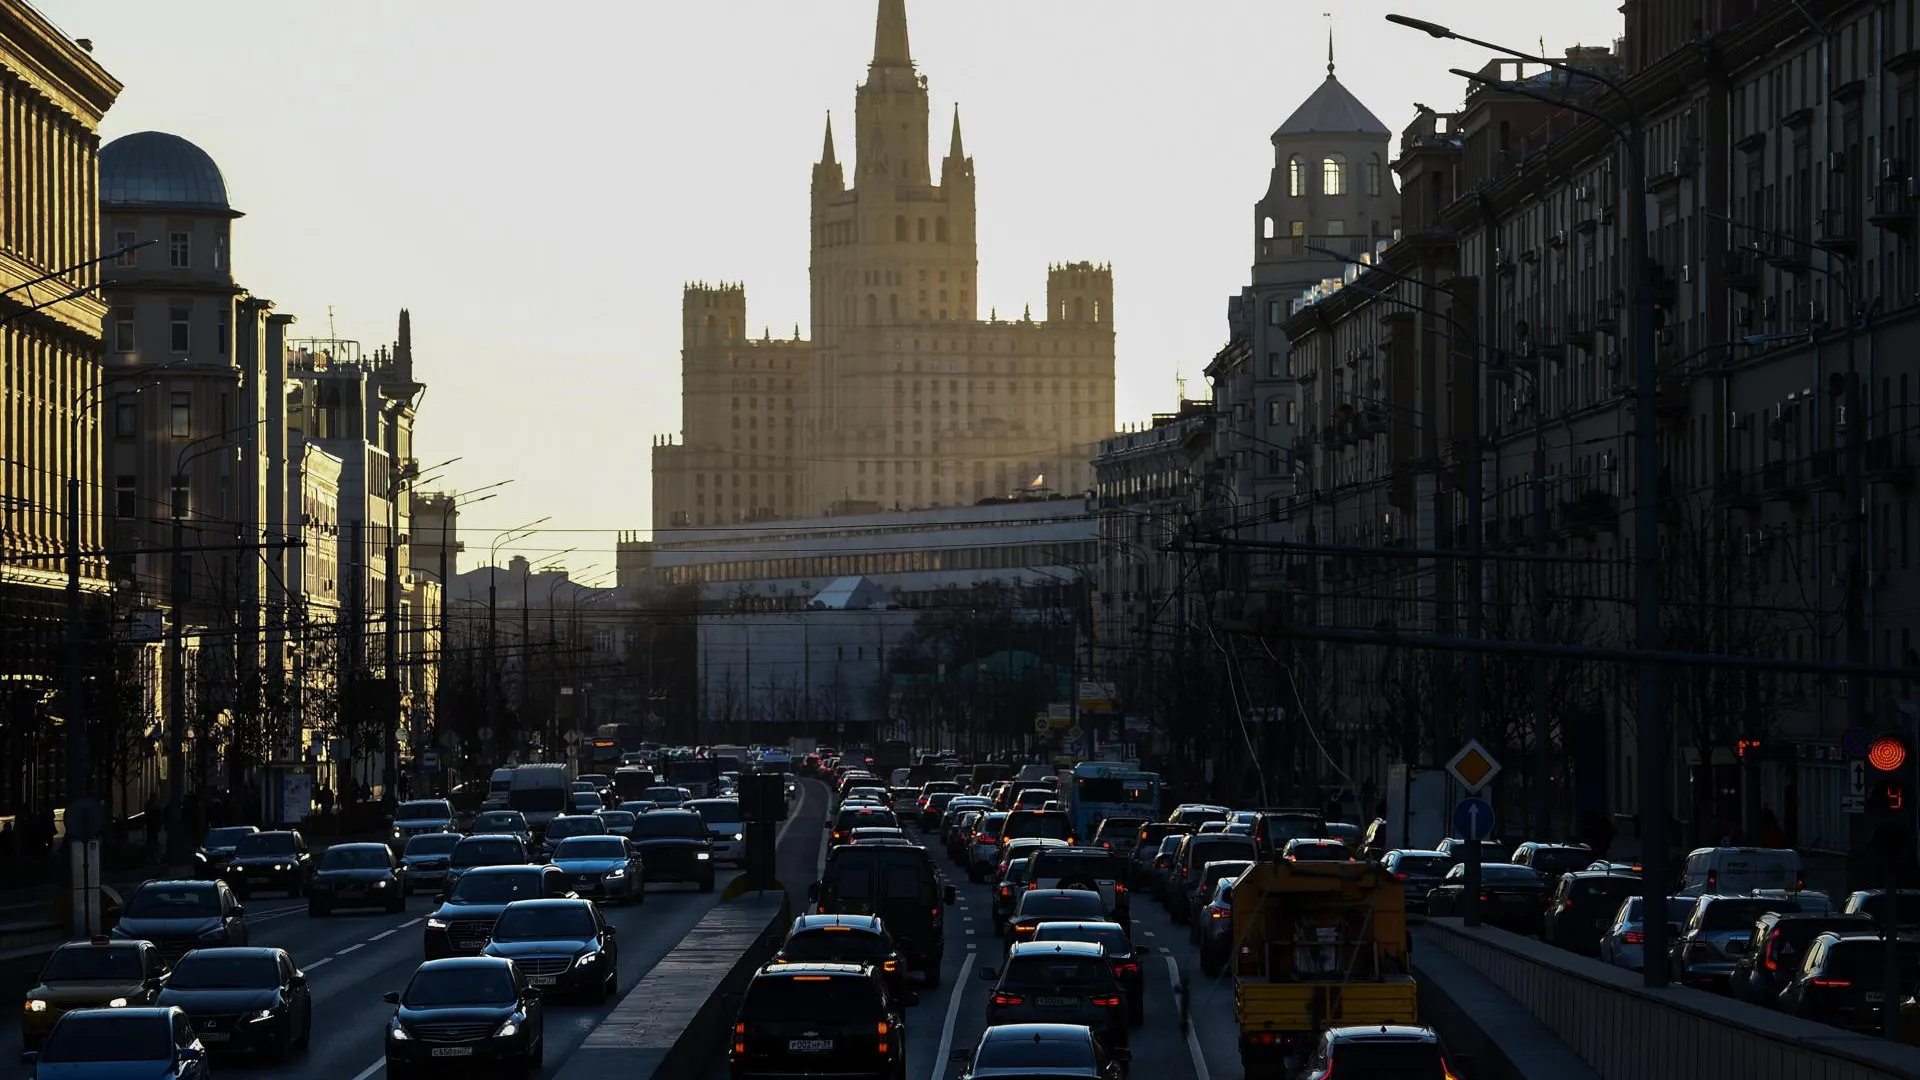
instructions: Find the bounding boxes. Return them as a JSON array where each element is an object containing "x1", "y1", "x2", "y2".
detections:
[
  {"x1": 248, "y1": 876, "x2": 269, "y2": 884},
  {"x1": 530, "y1": 976, "x2": 557, "y2": 987},
  {"x1": 1867, "y1": 992, "x2": 1885, "y2": 1003},
  {"x1": 1037, "y1": 996, "x2": 1078, "y2": 1008},
  {"x1": 199, "y1": 1033, "x2": 229, "y2": 1043},
  {"x1": 787, "y1": 1039, "x2": 833, "y2": 1052},
  {"x1": 431, "y1": 1047, "x2": 475, "y2": 1058}
]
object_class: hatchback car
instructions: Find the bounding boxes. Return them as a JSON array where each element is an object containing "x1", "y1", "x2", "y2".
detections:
[
  {"x1": 1777, "y1": 931, "x2": 1920, "y2": 1031},
  {"x1": 727, "y1": 962, "x2": 911, "y2": 1080},
  {"x1": 1729, "y1": 912, "x2": 1872, "y2": 1005},
  {"x1": 980, "y1": 941, "x2": 1127, "y2": 1049},
  {"x1": 1298, "y1": 1023, "x2": 1458, "y2": 1080},
  {"x1": 1540, "y1": 871, "x2": 1640, "y2": 955},
  {"x1": 953, "y1": 1022, "x2": 1126, "y2": 1080},
  {"x1": 1597, "y1": 895, "x2": 1695, "y2": 973},
  {"x1": 773, "y1": 914, "x2": 910, "y2": 1002},
  {"x1": 481, "y1": 899, "x2": 619, "y2": 1003},
  {"x1": 1671, "y1": 895, "x2": 1801, "y2": 987},
  {"x1": 21, "y1": 1007, "x2": 207, "y2": 1079},
  {"x1": 154, "y1": 947, "x2": 311, "y2": 1058},
  {"x1": 1026, "y1": 921, "x2": 1151, "y2": 1026},
  {"x1": 1382, "y1": 850, "x2": 1451, "y2": 917},
  {"x1": 383, "y1": 957, "x2": 544, "y2": 1077},
  {"x1": 993, "y1": 858, "x2": 1035, "y2": 935},
  {"x1": 1005, "y1": 890, "x2": 1110, "y2": 949}
]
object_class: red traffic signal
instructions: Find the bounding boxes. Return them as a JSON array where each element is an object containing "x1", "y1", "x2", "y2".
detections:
[{"x1": 1869, "y1": 735, "x2": 1910, "y2": 773}]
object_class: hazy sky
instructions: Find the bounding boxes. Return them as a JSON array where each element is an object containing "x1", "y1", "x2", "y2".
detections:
[{"x1": 38, "y1": 0, "x2": 1621, "y2": 572}]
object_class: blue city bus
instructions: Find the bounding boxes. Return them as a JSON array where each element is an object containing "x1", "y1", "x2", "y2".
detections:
[{"x1": 1065, "y1": 761, "x2": 1160, "y2": 841}]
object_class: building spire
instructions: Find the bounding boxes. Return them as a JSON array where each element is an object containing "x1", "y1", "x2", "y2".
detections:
[
  {"x1": 821, "y1": 111, "x2": 837, "y2": 164},
  {"x1": 1326, "y1": 14, "x2": 1337, "y2": 80},
  {"x1": 872, "y1": 0, "x2": 911, "y2": 67},
  {"x1": 948, "y1": 104, "x2": 964, "y2": 159}
]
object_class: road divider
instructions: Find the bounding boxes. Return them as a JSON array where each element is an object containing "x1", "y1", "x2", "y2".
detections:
[{"x1": 550, "y1": 890, "x2": 791, "y2": 1080}]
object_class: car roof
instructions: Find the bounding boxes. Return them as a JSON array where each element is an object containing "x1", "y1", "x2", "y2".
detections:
[
  {"x1": 1027, "y1": 920, "x2": 1125, "y2": 935},
  {"x1": 1563, "y1": 869, "x2": 1640, "y2": 880},
  {"x1": 756, "y1": 961, "x2": 870, "y2": 978},
  {"x1": 978, "y1": 1022, "x2": 1095, "y2": 1044},
  {"x1": 687, "y1": 798, "x2": 739, "y2": 807},
  {"x1": 137, "y1": 879, "x2": 218, "y2": 890},
  {"x1": 175, "y1": 946, "x2": 283, "y2": 960},
  {"x1": 501, "y1": 898, "x2": 592, "y2": 911},
  {"x1": 1327, "y1": 1023, "x2": 1437, "y2": 1043},
  {"x1": 327, "y1": 842, "x2": 391, "y2": 853},
  {"x1": 1389, "y1": 849, "x2": 1449, "y2": 858},
  {"x1": 56, "y1": 939, "x2": 147, "y2": 954},
  {"x1": 643, "y1": 808, "x2": 700, "y2": 818},
  {"x1": 1008, "y1": 940, "x2": 1105, "y2": 958},
  {"x1": 458, "y1": 865, "x2": 544, "y2": 878},
  {"x1": 793, "y1": 914, "x2": 885, "y2": 933},
  {"x1": 418, "y1": 956, "x2": 515, "y2": 973},
  {"x1": 61, "y1": 1006, "x2": 175, "y2": 1022},
  {"x1": 461, "y1": 833, "x2": 526, "y2": 842}
]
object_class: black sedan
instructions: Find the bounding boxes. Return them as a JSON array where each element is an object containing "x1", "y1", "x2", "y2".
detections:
[
  {"x1": 481, "y1": 899, "x2": 619, "y2": 1003},
  {"x1": 1426, "y1": 863, "x2": 1551, "y2": 933},
  {"x1": 153, "y1": 947, "x2": 311, "y2": 1060},
  {"x1": 400, "y1": 833, "x2": 463, "y2": 896},
  {"x1": 956, "y1": 1023, "x2": 1126, "y2": 1080},
  {"x1": 424, "y1": 865, "x2": 576, "y2": 960},
  {"x1": 192, "y1": 826, "x2": 259, "y2": 881},
  {"x1": 222, "y1": 830, "x2": 311, "y2": 898},
  {"x1": 549, "y1": 836, "x2": 644, "y2": 904},
  {"x1": 111, "y1": 880, "x2": 248, "y2": 965},
  {"x1": 384, "y1": 957, "x2": 544, "y2": 1078},
  {"x1": 626, "y1": 809, "x2": 716, "y2": 892},
  {"x1": 308, "y1": 843, "x2": 406, "y2": 916}
]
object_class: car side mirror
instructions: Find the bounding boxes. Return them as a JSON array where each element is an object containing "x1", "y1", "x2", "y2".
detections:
[
  {"x1": 523, "y1": 987, "x2": 543, "y2": 1002},
  {"x1": 1110, "y1": 1048, "x2": 1133, "y2": 1063},
  {"x1": 288, "y1": 973, "x2": 307, "y2": 988},
  {"x1": 977, "y1": 967, "x2": 998, "y2": 981},
  {"x1": 943, "y1": 885, "x2": 957, "y2": 905},
  {"x1": 382, "y1": 991, "x2": 402, "y2": 1005},
  {"x1": 434, "y1": 892, "x2": 448, "y2": 903},
  {"x1": 231, "y1": 905, "x2": 245, "y2": 918}
]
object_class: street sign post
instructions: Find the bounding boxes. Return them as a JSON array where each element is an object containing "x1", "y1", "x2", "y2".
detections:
[
  {"x1": 1452, "y1": 797, "x2": 1495, "y2": 841},
  {"x1": 420, "y1": 750, "x2": 441, "y2": 774},
  {"x1": 1445, "y1": 741, "x2": 1502, "y2": 794},
  {"x1": 1846, "y1": 759, "x2": 1868, "y2": 814}
]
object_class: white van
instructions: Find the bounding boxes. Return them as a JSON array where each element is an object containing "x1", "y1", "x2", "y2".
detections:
[
  {"x1": 1678, "y1": 846, "x2": 1804, "y2": 896},
  {"x1": 487, "y1": 768, "x2": 515, "y2": 806}
]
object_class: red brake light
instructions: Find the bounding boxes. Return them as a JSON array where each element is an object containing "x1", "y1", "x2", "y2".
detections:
[
  {"x1": 732, "y1": 1022, "x2": 746, "y2": 1055},
  {"x1": 991, "y1": 992, "x2": 1025, "y2": 1006},
  {"x1": 1392, "y1": 871, "x2": 1409, "y2": 880},
  {"x1": 1091, "y1": 995, "x2": 1123, "y2": 1007},
  {"x1": 999, "y1": 886, "x2": 1010, "y2": 897},
  {"x1": 1811, "y1": 977, "x2": 1851, "y2": 988},
  {"x1": 1249, "y1": 1032, "x2": 1279, "y2": 1046},
  {"x1": 1622, "y1": 930, "x2": 1644, "y2": 945},
  {"x1": 1114, "y1": 881, "x2": 1127, "y2": 894},
  {"x1": 1479, "y1": 894, "x2": 1491, "y2": 902},
  {"x1": 1114, "y1": 962, "x2": 1138, "y2": 977},
  {"x1": 1102, "y1": 841, "x2": 1112, "y2": 848}
]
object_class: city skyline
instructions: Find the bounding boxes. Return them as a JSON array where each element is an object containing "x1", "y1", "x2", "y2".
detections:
[{"x1": 36, "y1": 0, "x2": 1623, "y2": 566}]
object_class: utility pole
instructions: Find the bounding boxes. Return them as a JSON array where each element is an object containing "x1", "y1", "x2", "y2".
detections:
[
  {"x1": 1531, "y1": 395, "x2": 1552, "y2": 838},
  {"x1": 383, "y1": 481, "x2": 401, "y2": 798}
]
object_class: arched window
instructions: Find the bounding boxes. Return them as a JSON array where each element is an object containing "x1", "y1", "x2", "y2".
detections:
[
  {"x1": 889, "y1": 294, "x2": 899, "y2": 321},
  {"x1": 1092, "y1": 299, "x2": 1102, "y2": 323},
  {"x1": 936, "y1": 217, "x2": 948, "y2": 242},
  {"x1": 867, "y1": 294, "x2": 878, "y2": 322},
  {"x1": 917, "y1": 218, "x2": 928, "y2": 242},
  {"x1": 1288, "y1": 155, "x2": 1305, "y2": 197},
  {"x1": 1263, "y1": 216, "x2": 1275, "y2": 239},
  {"x1": 895, "y1": 215, "x2": 908, "y2": 241},
  {"x1": 1322, "y1": 154, "x2": 1347, "y2": 196}
]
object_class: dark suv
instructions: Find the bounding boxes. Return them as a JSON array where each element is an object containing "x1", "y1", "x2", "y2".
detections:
[
  {"x1": 980, "y1": 941, "x2": 1127, "y2": 1049},
  {"x1": 727, "y1": 962, "x2": 912, "y2": 1080},
  {"x1": 810, "y1": 844, "x2": 956, "y2": 986},
  {"x1": 1540, "y1": 870, "x2": 1641, "y2": 955},
  {"x1": 773, "y1": 914, "x2": 909, "y2": 1001}
]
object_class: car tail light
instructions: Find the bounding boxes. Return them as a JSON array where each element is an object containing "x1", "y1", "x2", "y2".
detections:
[
  {"x1": 1622, "y1": 930, "x2": 1644, "y2": 945},
  {"x1": 999, "y1": 886, "x2": 1010, "y2": 897},
  {"x1": 1114, "y1": 962, "x2": 1138, "y2": 978},
  {"x1": 1248, "y1": 1031, "x2": 1278, "y2": 1046},
  {"x1": 991, "y1": 992, "x2": 1025, "y2": 1006},
  {"x1": 1210, "y1": 907, "x2": 1229, "y2": 919},
  {"x1": 1479, "y1": 894, "x2": 1491, "y2": 902},
  {"x1": 883, "y1": 959, "x2": 899, "y2": 972},
  {"x1": 732, "y1": 1022, "x2": 746, "y2": 1055},
  {"x1": 1114, "y1": 881, "x2": 1127, "y2": 894},
  {"x1": 1092, "y1": 995, "x2": 1123, "y2": 1008},
  {"x1": 1811, "y1": 977, "x2": 1851, "y2": 988},
  {"x1": 1442, "y1": 1056, "x2": 1463, "y2": 1080},
  {"x1": 1706, "y1": 869, "x2": 1718, "y2": 890},
  {"x1": 1392, "y1": 871, "x2": 1408, "y2": 880},
  {"x1": 1560, "y1": 897, "x2": 1575, "y2": 912}
]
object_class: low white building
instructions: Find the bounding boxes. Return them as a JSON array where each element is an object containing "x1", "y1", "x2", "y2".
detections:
[{"x1": 698, "y1": 577, "x2": 918, "y2": 731}]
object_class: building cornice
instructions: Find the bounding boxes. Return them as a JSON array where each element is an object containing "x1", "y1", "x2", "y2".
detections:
[
  {"x1": 0, "y1": 252, "x2": 106, "y2": 338},
  {"x1": 0, "y1": 0, "x2": 121, "y2": 126}
]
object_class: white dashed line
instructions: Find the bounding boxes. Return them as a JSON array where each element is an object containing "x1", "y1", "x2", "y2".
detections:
[
  {"x1": 929, "y1": 951, "x2": 977, "y2": 1080},
  {"x1": 369, "y1": 929, "x2": 398, "y2": 941},
  {"x1": 348, "y1": 1058, "x2": 384, "y2": 1080},
  {"x1": 335, "y1": 943, "x2": 363, "y2": 956},
  {"x1": 305, "y1": 957, "x2": 333, "y2": 969},
  {"x1": 964, "y1": 928, "x2": 975, "y2": 935},
  {"x1": 399, "y1": 918, "x2": 423, "y2": 928},
  {"x1": 1166, "y1": 954, "x2": 1210, "y2": 1080}
]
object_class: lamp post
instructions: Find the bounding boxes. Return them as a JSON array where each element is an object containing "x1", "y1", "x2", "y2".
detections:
[
  {"x1": 415, "y1": 482, "x2": 509, "y2": 792},
  {"x1": 488, "y1": 518, "x2": 549, "y2": 757},
  {"x1": 1388, "y1": 12, "x2": 1667, "y2": 984}
]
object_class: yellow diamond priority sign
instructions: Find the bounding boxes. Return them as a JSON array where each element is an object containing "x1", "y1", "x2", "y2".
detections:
[{"x1": 1445, "y1": 740, "x2": 1502, "y2": 794}]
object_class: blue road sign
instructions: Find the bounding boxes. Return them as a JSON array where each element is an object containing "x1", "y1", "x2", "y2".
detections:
[
  {"x1": 1843, "y1": 726, "x2": 1871, "y2": 758},
  {"x1": 420, "y1": 750, "x2": 441, "y2": 773},
  {"x1": 1452, "y1": 797, "x2": 1494, "y2": 841}
]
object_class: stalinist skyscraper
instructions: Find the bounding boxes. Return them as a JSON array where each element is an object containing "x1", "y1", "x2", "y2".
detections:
[{"x1": 651, "y1": 0, "x2": 1116, "y2": 530}]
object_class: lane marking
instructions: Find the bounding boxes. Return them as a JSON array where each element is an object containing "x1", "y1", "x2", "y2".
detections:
[
  {"x1": 336, "y1": 943, "x2": 363, "y2": 956},
  {"x1": 399, "y1": 918, "x2": 422, "y2": 928},
  {"x1": 929, "y1": 950, "x2": 976, "y2": 1080},
  {"x1": 348, "y1": 1058, "x2": 384, "y2": 1080},
  {"x1": 369, "y1": 928, "x2": 397, "y2": 941},
  {"x1": 305, "y1": 957, "x2": 333, "y2": 969},
  {"x1": 1165, "y1": 954, "x2": 1210, "y2": 1080}
]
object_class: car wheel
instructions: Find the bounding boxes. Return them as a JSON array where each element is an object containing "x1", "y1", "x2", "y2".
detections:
[
  {"x1": 297, "y1": 1002, "x2": 312, "y2": 1050},
  {"x1": 387, "y1": 1057, "x2": 406, "y2": 1080}
]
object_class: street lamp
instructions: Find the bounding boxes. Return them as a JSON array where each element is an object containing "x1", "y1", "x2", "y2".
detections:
[
  {"x1": 1389, "y1": 11, "x2": 1667, "y2": 984},
  {"x1": 416, "y1": 480, "x2": 511, "y2": 791},
  {"x1": 487, "y1": 517, "x2": 549, "y2": 754}
]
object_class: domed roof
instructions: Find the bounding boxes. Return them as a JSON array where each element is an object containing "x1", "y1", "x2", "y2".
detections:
[{"x1": 100, "y1": 131, "x2": 232, "y2": 213}]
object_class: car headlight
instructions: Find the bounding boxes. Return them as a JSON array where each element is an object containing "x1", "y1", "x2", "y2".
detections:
[
  {"x1": 373, "y1": 879, "x2": 390, "y2": 888},
  {"x1": 25, "y1": 999, "x2": 47, "y2": 1013},
  {"x1": 390, "y1": 1023, "x2": 411, "y2": 1041},
  {"x1": 732, "y1": 832, "x2": 743, "y2": 842},
  {"x1": 275, "y1": 863, "x2": 292, "y2": 872},
  {"x1": 494, "y1": 1019, "x2": 519, "y2": 1038},
  {"x1": 696, "y1": 852, "x2": 711, "y2": 860},
  {"x1": 575, "y1": 952, "x2": 598, "y2": 967},
  {"x1": 107, "y1": 997, "x2": 130, "y2": 1008},
  {"x1": 193, "y1": 852, "x2": 208, "y2": 863},
  {"x1": 392, "y1": 830, "x2": 403, "y2": 840},
  {"x1": 605, "y1": 868, "x2": 626, "y2": 879},
  {"x1": 427, "y1": 918, "x2": 448, "y2": 930},
  {"x1": 250, "y1": 1008, "x2": 277, "y2": 1022}
]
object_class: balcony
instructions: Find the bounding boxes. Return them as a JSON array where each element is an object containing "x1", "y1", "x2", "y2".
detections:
[
  {"x1": 1723, "y1": 249, "x2": 1761, "y2": 295},
  {"x1": 1713, "y1": 469, "x2": 1759, "y2": 509},
  {"x1": 1865, "y1": 433, "x2": 1915, "y2": 485},
  {"x1": 1535, "y1": 328, "x2": 1567, "y2": 363},
  {"x1": 1806, "y1": 447, "x2": 1841, "y2": 493},
  {"x1": 1816, "y1": 207, "x2": 1857, "y2": 255},
  {"x1": 1870, "y1": 177, "x2": 1918, "y2": 236},
  {"x1": 1565, "y1": 312, "x2": 1594, "y2": 348},
  {"x1": 1556, "y1": 489, "x2": 1620, "y2": 537},
  {"x1": 1759, "y1": 459, "x2": 1803, "y2": 501}
]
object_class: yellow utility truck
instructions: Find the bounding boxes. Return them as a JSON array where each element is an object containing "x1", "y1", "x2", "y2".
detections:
[{"x1": 1228, "y1": 859, "x2": 1417, "y2": 1077}]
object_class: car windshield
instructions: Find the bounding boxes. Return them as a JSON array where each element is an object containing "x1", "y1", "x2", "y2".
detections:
[
  {"x1": 1482, "y1": 866, "x2": 1543, "y2": 884},
  {"x1": 1003, "y1": 812, "x2": 1072, "y2": 841},
  {"x1": 405, "y1": 965, "x2": 515, "y2": 1007},
  {"x1": 1331, "y1": 1041, "x2": 1446, "y2": 1078},
  {"x1": 123, "y1": 884, "x2": 220, "y2": 918},
  {"x1": 1821, "y1": 939, "x2": 1920, "y2": 980},
  {"x1": 405, "y1": 833, "x2": 463, "y2": 857},
  {"x1": 449, "y1": 872, "x2": 544, "y2": 903},
  {"x1": 1852, "y1": 892, "x2": 1920, "y2": 924},
  {"x1": 322, "y1": 846, "x2": 390, "y2": 870},
  {"x1": 1203, "y1": 860, "x2": 1254, "y2": 886},
  {"x1": 1002, "y1": 858, "x2": 1032, "y2": 883},
  {"x1": 598, "y1": 811, "x2": 636, "y2": 828},
  {"x1": 741, "y1": 975, "x2": 880, "y2": 1023},
  {"x1": 452, "y1": 839, "x2": 523, "y2": 868},
  {"x1": 1570, "y1": 878, "x2": 1637, "y2": 904},
  {"x1": 690, "y1": 801, "x2": 742, "y2": 825},
  {"x1": 473, "y1": 813, "x2": 526, "y2": 832},
  {"x1": 1031, "y1": 851, "x2": 1125, "y2": 881},
  {"x1": 1030, "y1": 923, "x2": 1128, "y2": 954},
  {"x1": 38, "y1": 1014, "x2": 173, "y2": 1063},
  {"x1": 1702, "y1": 899, "x2": 1788, "y2": 930},
  {"x1": 42, "y1": 947, "x2": 144, "y2": 982},
  {"x1": 397, "y1": 801, "x2": 452, "y2": 822},
  {"x1": 838, "y1": 810, "x2": 900, "y2": 830},
  {"x1": 547, "y1": 817, "x2": 607, "y2": 840},
  {"x1": 1017, "y1": 892, "x2": 1107, "y2": 921},
  {"x1": 167, "y1": 954, "x2": 280, "y2": 989},
  {"x1": 780, "y1": 929, "x2": 892, "y2": 960},
  {"x1": 1192, "y1": 838, "x2": 1259, "y2": 864},
  {"x1": 492, "y1": 904, "x2": 597, "y2": 941},
  {"x1": 644, "y1": 787, "x2": 685, "y2": 802},
  {"x1": 202, "y1": 827, "x2": 255, "y2": 849},
  {"x1": 1393, "y1": 855, "x2": 1451, "y2": 875},
  {"x1": 631, "y1": 812, "x2": 705, "y2": 839},
  {"x1": 234, "y1": 833, "x2": 296, "y2": 857},
  {"x1": 555, "y1": 837, "x2": 626, "y2": 860},
  {"x1": 973, "y1": 1037, "x2": 1095, "y2": 1071},
  {"x1": 1005, "y1": 954, "x2": 1111, "y2": 986}
]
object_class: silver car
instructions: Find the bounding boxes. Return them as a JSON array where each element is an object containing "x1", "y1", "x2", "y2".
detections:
[
  {"x1": 686, "y1": 798, "x2": 746, "y2": 866},
  {"x1": 1598, "y1": 895, "x2": 1695, "y2": 972},
  {"x1": 1671, "y1": 895, "x2": 1797, "y2": 987}
]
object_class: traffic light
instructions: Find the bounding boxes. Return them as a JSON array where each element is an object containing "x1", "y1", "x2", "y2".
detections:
[
  {"x1": 1870, "y1": 734, "x2": 1910, "y2": 773},
  {"x1": 1872, "y1": 774, "x2": 1908, "y2": 815}
]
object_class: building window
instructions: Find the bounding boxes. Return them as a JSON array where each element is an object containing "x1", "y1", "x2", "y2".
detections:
[
  {"x1": 168, "y1": 231, "x2": 189, "y2": 268},
  {"x1": 113, "y1": 230, "x2": 138, "y2": 267},
  {"x1": 1287, "y1": 400, "x2": 1298, "y2": 424},
  {"x1": 113, "y1": 308, "x2": 135, "y2": 352},
  {"x1": 895, "y1": 215, "x2": 908, "y2": 241},
  {"x1": 216, "y1": 310, "x2": 228, "y2": 354},
  {"x1": 114, "y1": 476, "x2": 137, "y2": 519},
  {"x1": 114, "y1": 399, "x2": 136, "y2": 438},
  {"x1": 1267, "y1": 301, "x2": 1282, "y2": 326},
  {"x1": 1288, "y1": 155, "x2": 1305, "y2": 196},
  {"x1": 1290, "y1": 220, "x2": 1305, "y2": 239},
  {"x1": 1267, "y1": 351, "x2": 1282, "y2": 377},
  {"x1": 169, "y1": 392, "x2": 191, "y2": 438},
  {"x1": 1366, "y1": 154, "x2": 1383, "y2": 196},
  {"x1": 169, "y1": 306, "x2": 190, "y2": 353},
  {"x1": 1321, "y1": 154, "x2": 1347, "y2": 195},
  {"x1": 170, "y1": 475, "x2": 188, "y2": 517},
  {"x1": 1326, "y1": 220, "x2": 1346, "y2": 236},
  {"x1": 1268, "y1": 399, "x2": 1284, "y2": 425}
]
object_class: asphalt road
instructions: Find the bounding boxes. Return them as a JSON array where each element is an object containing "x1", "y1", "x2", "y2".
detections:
[
  {"x1": 4, "y1": 780, "x2": 828, "y2": 1080},
  {"x1": 703, "y1": 784, "x2": 1219, "y2": 1080}
]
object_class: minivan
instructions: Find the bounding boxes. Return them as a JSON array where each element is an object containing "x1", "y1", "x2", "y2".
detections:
[{"x1": 809, "y1": 844, "x2": 956, "y2": 986}]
